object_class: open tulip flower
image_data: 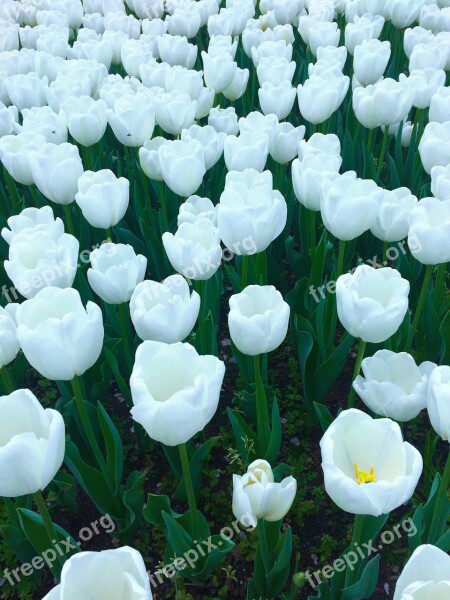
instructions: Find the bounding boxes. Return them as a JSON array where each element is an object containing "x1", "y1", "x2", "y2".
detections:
[
  {"x1": 320, "y1": 409, "x2": 423, "y2": 516},
  {"x1": 393, "y1": 544, "x2": 450, "y2": 600}
]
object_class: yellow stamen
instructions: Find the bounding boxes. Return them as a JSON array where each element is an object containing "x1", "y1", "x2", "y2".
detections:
[{"x1": 354, "y1": 463, "x2": 376, "y2": 485}]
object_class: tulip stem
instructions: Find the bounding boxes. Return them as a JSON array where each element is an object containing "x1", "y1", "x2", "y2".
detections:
[
  {"x1": 336, "y1": 240, "x2": 346, "y2": 279},
  {"x1": 63, "y1": 204, "x2": 75, "y2": 236},
  {"x1": 105, "y1": 228, "x2": 112, "y2": 241},
  {"x1": 71, "y1": 376, "x2": 108, "y2": 477},
  {"x1": 366, "y1": 128, "x2": 374, "y2": 153},
  {"x1": 428, "y1": 450, "x2": 450, "y2": 544},
  {"x1": 118, "y1": 302, "x2": 134, "y2": 374},
  {"x1": 345, "y1": 514, "x2": 364, "y2": 588},
  {"x1": 310, "y1": 210, "x2": 316, "y2": 256},
  {"x1": 375, "y1": 126, "x2": 389, "y2": 182},
  {"x1": 33, "y1": 491, "x2": 65, "y2": 569},
  {"x1": 405, "y1": 264, "x2": 433, "y2": 352},
  {"x1": 348, "y1": 340, "x2": 366, "y2": 409},
  {"x1": 254, "y1": 355, "x2": 271, "y2": 454},
  {"x1": 241, "y1": 256, "x2": 249, "y2": 289},
  {"x1": 434, "y1": 262, "x2": 447, "y2": 308},
  {"x1": 178, "y1": 443, "x2": 198, "y2": 537},
  {"x1": 0, "y1": 367, "x2": 14, "y2": 394}
]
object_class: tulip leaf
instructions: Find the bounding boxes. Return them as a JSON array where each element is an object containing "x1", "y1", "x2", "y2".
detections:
[
  {"x1": 119, "y1": 471, "x2": 146, "y2": 542},
  {"x1": 436, "y1": 527, "x2": 450, "y2": 552},
  {"x1": 313, "y1": 402, "x2": 334, "y2": 433},
  {"x1": 175, "y1": 436, "x2": 219, "y2": 503},
  {"x1": 266, "y1": 527, "x2": 293, "y2": 596},
  {"x1": 97, "y1": 402, "x2": 124, "y2": 494},
  {"x1": 341, "y1": 554, "x2": 380, "y2": 599},
  {"x1": 264, "y1": 398, "x2": 281, "y2": 464},
  {"x1": 104, "y1": 345, "x2": 132, "y2": 404},
  {"x1": 143, "y1": 493, "x2": 174, "y2": 526},
  {"x1": 313, "y1": 332, "x2": 354, "y2": 402},
  {"x1": 227, "y1": 407, "x2": 257, "y2": 465},
  {"x1": 17, "y1": 508, "x2": 79, "y2": 579}
]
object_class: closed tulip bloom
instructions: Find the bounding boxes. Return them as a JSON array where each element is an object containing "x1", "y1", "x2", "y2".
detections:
[
  {"x1": 292, "y1": 154, "x2": 344, "y2": 212},
  {"x1": 159, "y1": 139, "x2": 206, "y2": 197},
  {"x1": 259, "y1": 80, "x2": 296, "y2": 120},
  {"x1": 0, "y1": 305, "x2": 20, "y2": 369},
  {"x1": 393, "y1": 544, "x2": 450, "y2": 600},
  {"x1": 427, "y1": 365, "x2": 450, "y2": 441},
  {"x1": 1, "y1": 206, "x2": 64, "y2": 246},
  {"x1": 409, "y1": 42, "x2": 449, "y2": 72},
  {"x1": 164, "y1": 65, "x2": 204, "y2": 100},
  {"x1": 419, "y1": 122, "x2": 450, "y2": 174},
  {"x1": 309, "y1": 21, "x2": 340, "y2": 57},
  {"x1": 405, "y1": 68, "x2": 446, "y2": 110},
  {"x1": 208, "y1": 106, "x2": 239, "y2": 135},
  {"x1": 297, "y1": 75, "x2": 349, "y2": 124},
  {"x1": 42, "y1": 546, "x2": 152, "y2": 600},
  {"x1": 0, "y1": 103, "x2": 18, "y2": 139},
  {"x1": 88, "y1": 243, "x2": 147, "y2": 304},
  {"x1": 320, "y1": 409, "x2": 422, "y2": 515},
  {"x1": 19, "y1": 106, "x2": 68, "y2": 144},
  {"x1": 155, "y1": 91, "x2": 197, "y2": 136},
  {"x1": 178, "y1": 196, "x2": 217, "y2": 227},
  {"x1": 298, "y1": 132, "x2": 342, "y2": 159},
  {"x1": 75, "y1": 169, "x2": 129, "y2": 229},
  {"x1": 16, "y1": 287, "x2": 104, "y2": 381},
  {"x1": 270, "y1": 123, "x2": 305, "y2": 164},
  {"x1": 130, "y1": 341, "x2": 225, "y2": 446},
  {"x1": 208, "y1": 34, "x2": 238, "y2": 58},
  {"x1": 5, "y1": 229, "x2": 79, "y2": 299},
  {"x1": 336, "y1": 266, "x2": 409, "y2": 343},
  {"x1": 157, "y1": 34, "x2": 197, "y2": 69},
  {"x1": 6, "y1": 72, "x2": 47, "y2": 111},
  {"x1": 28, "y1": 142, "x2": 84, "y2": 205},
  {"x1": 104, "y1": 12, "x2": 140, "y2": 38},
  {"x1": 321, "y1": 174, "x2": 383, "y2": 240},
  {"x1": 167, "y1": 8, "x2": 201, "y2": 38},
  {"x1": 130, "y1": 275, "x2": 200, "y2": 343},
  {"x1": 223, "y1": 67, "x2": 249, "y2": 101},
  {"x1": 232, "y1": 459, "x2": 297, "y2": 528},
  {"x1": 429, "y1": 87, "x2": 450, "y2": 123},
  {"x1": 139, "y1": 137, "x2": 170, "y2": 182},
  {"x1": 228, "y1": 285, "x2": 290, "y2": 356},
  {"x1": 353, "y1": 350, "x2": 436, "y2": 422},
  {"x1": 389, "y1": 0, "x2": 425, "y2": 28},
  {"x1": 181, "y1": 125, "x2": 226, "y2": 171},
  {"x1": 257, "y1": 56, "x2": 296, "y2": 85},
  {"x1": 202, "y1": 51, "x2": 238, "y2": 93},
  {"x1": 353, "y1": 78, "x2": 413, "y2": 129},
  {"x1": 61, "y1": 96, "x2": 108, "y2": 147},
  {"x1": 407, "y1": 198, "x2": 450, "y2": 264},
  {"x1": 0, "y1": 389, "x2": 65, "y2": 498},
  {"x1": 370, "y1": 187, "x2": 418, "y2": 242},
  {"x1": 354, "y1": 39, "x2": 390, "y2": 86},
  {"x1": 239, "y1": 111, "x2": 279, "y2": 148},
  {"x1": 162, "y1": 218, "x2": 222, "y2": 281},
  {"x1": 431, "y1": 165, "x2": 450, "y2": 200},
  {"x1": 224, "y1": 132, "x2": 270, "y2": 172},
  {"x1": 107, "y1": 94, "x2": 155, "y2": 147},
  {"x1": 218, "y1": 169, "x2": 287, "y2": 254},
  {"x1": 316, "y1": 46, "x2": 348, "y2": 69},
  {"x1": 345, "y1": 14, "x2": 385, "y2": 55},
  {"x1": 0, "y1": 132, "x2": 47, "y2": 186}
]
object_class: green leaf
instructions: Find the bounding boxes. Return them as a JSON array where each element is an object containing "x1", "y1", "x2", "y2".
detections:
[
  {"x1": 313, "y1": 402, "x2": 334, "y2": 433},
  {"x1": 175, "y1": 437, "x2": 219, "y2": 503},
  {"x1": 313, "y1": 332, "x2": 354, "y2": 402},
  {"x1": 97, "y1": 401, "x2": 124, "y2": 494},
  {"x1": 265, "y1": 398, "x2": 281, "y2": 464},
  {"x1": 341, "y1": 555, "x2": 381, "y2": 600},
  {"x1": 143, "y1": 493, "x2": 174, "y2": 526}
]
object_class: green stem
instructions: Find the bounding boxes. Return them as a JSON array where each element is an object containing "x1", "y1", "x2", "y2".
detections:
[
  {"x1": 310, "y1": 209, "x2": 316, "y2": 256},
  {"x1": 366, "y1": 128, "x2": 374, "y2": 153},
  {"x1": 63, "y1": 204, "x2": 75, "y2": 236},
  {"x1": 0, "y1": 366, "x2": 14, "y2": 394},
  {"x1": 71, "y1": 376, "x2": 108, "y2": 476},
  {"x1": 254, "y1": 355, "x2": 271, "y2": 454},
  {"x1": 241, "y1": 255, "x2": 249, "y2": 289},
  {"x1": 30, "y1": 186, "x2": 41, "y2": 208},
  {"x1": 345, "y1": 514, "x2": 364, "y2": 588},
  {"x1": 178, "y1": 443, "x2": 198, "y2": 537},
  {"x1": 434, "y1": 262, "x2": 447, "y2": 307},
  {"x1": 383, "y1": 240, "x2": 389, "y2": 265},
  {"x1": 33, "y1": 491, "x2": 65, "y2": 568},
  {"x1": 428, "y1": 451, "x2": 450, "y2": 544},
  {"x1": 257, "y1": 519, "x2": 271, "y2": 573},
  {"x1": 376, "y1": 126, "x2": 389, "y2": 182},
  {"x1": 105, "y1": 228, "x2": 112, "y2": 241},
  {"x1": 405, "y1": 264, "x2": 433, "y2": 352},
  {"x1": 348, "y1": 340, "x2": 367, "y2": 408},
  {"x1": 336, "y1": 239, "x2": 346, "y2": 279},
  {"x1": 118, "y1": 302, "x2": 134, "y2": 374}
]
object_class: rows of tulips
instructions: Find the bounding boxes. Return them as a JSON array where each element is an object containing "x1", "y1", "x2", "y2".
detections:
[{"x1": 0, "y1": 0, "x2": 449, "y2": 598}]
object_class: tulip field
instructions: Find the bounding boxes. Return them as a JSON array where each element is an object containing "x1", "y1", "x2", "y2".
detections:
[{"x1": 1, "y1": 0, "x2": 450, "y2": 598}]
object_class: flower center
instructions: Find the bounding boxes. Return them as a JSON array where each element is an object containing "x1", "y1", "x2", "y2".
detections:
[{"x1": 354, "y1": 463, "x2": 376, "y2": 485}]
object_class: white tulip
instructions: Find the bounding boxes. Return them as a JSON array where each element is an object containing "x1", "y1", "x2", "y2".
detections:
[
  {"x1": 427, "y1": 365, "x2": 450, "y2": 441},
  {"x1": 0, "y1": 132, "x2": 47, "y2": 186},
  {"x1": 181, "y1": 125, "x2": 226, "y2": 171},
  {"x1": 107, "y1": 94, "x2": 155, "y2": 147},
  {"x1": 393, "y1": 544, "x2": 450, "y2": 600},
  {"x1": 353, "y1": 350, "x2": 436, "y2": 422},
  {"x1": 370, "y1": 187, "x2": 418, "y2": 242},
  {"x1": 19, "y1": 106, "x2": 68, "y2": 144},
  {"x1": 407, "y1": 198, "x2": 450, "y2": 264},
  {"x1": 1, "y1": 206, "x2": 64, "y2": 246},
  {"x1": 431, "y1": 165, "x2": 450, "y2": 200},
  {"x1": 155, "y1": 91, "x2": 197, "y2": 136},
  {"x1": 130, "y1": 275, "x2": 200, "y2": 343},
  {"x1": 0, "y1": 305, "x2": 20, "y2": 369},
  {"x1": 75, "y1": 169, "x2": 129, "y2": 229},
  {"x1": 158, "y1": 139, "x2": 206, "y2": 197},
  {"x1": 61, "y1": 95, "x2": 108, "y2": 147},
  {"x1": 320, "y1": 409, "x2": 423, "y2": 515},
  {"x1": 130, "y1": 340, "x2": 225, "y2": 446},
  {"x1": 208, "y1": 106, "x2": 239, "y2": 135},
  {"x1": 224, "y1": 132, "x2": 270, "y2": 173},
  {"x1": 178, "y1": 195, "x2": 217, "y2": 227},
  {"x1": 232, "y1": 459, "x2": 297, "y2": 528},
  {"x1": 336, "y1": 266, "x2": 410, "y2": 344},
  {"x1": 419, "y1": 122, "x2": 450, "y2": 174},
  {"x1": 353, "y1": 39, "x2": 390, "y2": 86},
  {"x1": 270, "y1": 123, "x2": 305, "y2": 164}
]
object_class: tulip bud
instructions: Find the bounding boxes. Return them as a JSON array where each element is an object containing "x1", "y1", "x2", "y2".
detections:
[
  {"x1": 130, "y1": 340, "x2": 225, "y2": 445},
  {"x1": 158, "y1": 139, "x2": 206, "y2": 197},
  {"x1": 0, "y1": 132, "x2": 47, "y2": 186},
  {"x1": 407, "y1": 197, "x2": 450, "y2": 264},
  {"x1": 431, "y1": 165, "x2": 450, "y2": 200},
  {"x1": 178, "y1": 195, "x2": 217, "y2": 227},
  {"x1": 353, "y1": 39, "x2": 390, "y2": 87},
  {"x1": 1, "y1": 206, "x2": 64, "y2": 245},
  {"x1": 427, "y1": 365, "x2": 450, "y2": 442},
  {"x1": 232, "y1": 459, "x2": 297, "y2": 528},
  {"x1": 208, "y1": 106, "x2": 239, "y2": 135},
  {"x1": 75, "y1": 169, "x2": 129, "y2": 229},
  {"x1": 0, "y1": 305, "x2": 20, "y2": 369},
  {"x1": 107, "y1": 93, "x2": 155, "y2": 147},
  {"x1": 370, "y1": 187, "x2": 418, "y2": 242},
  {"x1": 0, "y1": 389, "x2": 65, "y2": 497},
  {"x1": 16, "y1": 287, "x2": 104, "y2": 381},
  {"x1": 419, "y1": 122, "x2": 450, "y2": 174},
  {"x1": 61, "y1": 95, "x2": 108, "y2": 147},
  {"x1": 336, "y1": 266, "x2": 410, "y2": 344},
  {"x1": 320, "y1": 409, "x2": 423, "y2": 516}
]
